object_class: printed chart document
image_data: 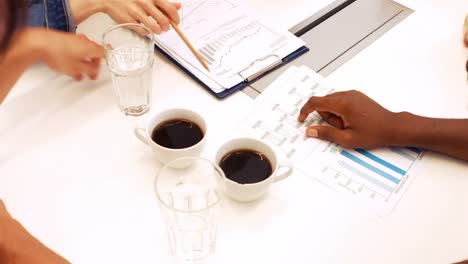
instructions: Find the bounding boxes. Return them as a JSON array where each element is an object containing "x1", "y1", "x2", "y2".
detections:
[
  {"x1": 239, "y1": 66, "x2": 424, "y2": 217},
  {"x1": 154, "y1": 0, "x2": 306, "y2": 93}
]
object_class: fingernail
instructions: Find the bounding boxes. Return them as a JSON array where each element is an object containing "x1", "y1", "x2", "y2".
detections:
[{"x1": 306, "y1": 128, "x2": 318, "y2": 137}]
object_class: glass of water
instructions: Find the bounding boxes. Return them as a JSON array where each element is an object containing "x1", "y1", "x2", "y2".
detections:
[
  {"x1": 103, "y1": 23, "x2": 154, "y2": 116},
  {"x1": 155, "y1": 157, "x2": 223, "y2": 263}
]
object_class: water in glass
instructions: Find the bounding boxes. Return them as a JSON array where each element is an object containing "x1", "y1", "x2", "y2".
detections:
[
  {"x1": 107, "y1": 46, "x2": 153, "y2": 116},
  {"x1": 103, "y1": 23, "x2": 154, "y2": 117}
]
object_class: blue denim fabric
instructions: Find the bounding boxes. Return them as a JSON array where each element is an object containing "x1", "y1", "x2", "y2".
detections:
[{"x1": 27, "y1": 0, "x2": 76, "y2": 32}]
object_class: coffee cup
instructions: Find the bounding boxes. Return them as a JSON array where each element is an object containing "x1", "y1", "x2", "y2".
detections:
[
  {"x1": 134, "y1": 109, "x2": 207, "y2": 164},
  {"x1": 215, "y1": 137, "x2": 293, "y2": 202}
]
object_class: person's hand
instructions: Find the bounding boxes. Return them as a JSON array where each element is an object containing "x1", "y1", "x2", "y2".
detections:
[
  {"x1": 23, "y1": 29, "x2": 105, "y2": 81},
  {"x1": 0, "y1": 199, "x2": 10, "y2": 218},
  {"x1": 464, "y1": 14, "x2": 467, "y2": 72},
  {"x1": 297, "y1": 90, "x2": 397, "y2": 149},
  {"x1": 0, "y1": 199, "x2": 70, "y2": 263},
  {"x1": 464, "y1": 14, "x2": 468, "y2": 47},
  {"x1": 40, "y1": 31, "x2": 105, "y2": 81},
  {"x1": 101, "y1": 0, "x2": 182, "y2": 34}
]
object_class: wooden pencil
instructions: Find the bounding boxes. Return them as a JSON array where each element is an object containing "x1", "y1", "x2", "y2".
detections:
[{"x1": 169, "y1": 20, "x2": 210, "y2": 71}]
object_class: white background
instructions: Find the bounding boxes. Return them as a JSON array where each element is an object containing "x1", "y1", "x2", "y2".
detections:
[{"x1": 0, "y1": 0, "x2": 467, "y2": 263}]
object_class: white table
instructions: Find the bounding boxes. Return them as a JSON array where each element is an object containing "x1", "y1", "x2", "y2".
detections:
[{"x1": 1, "y1": 0, "x2": 467, "y2": 263}]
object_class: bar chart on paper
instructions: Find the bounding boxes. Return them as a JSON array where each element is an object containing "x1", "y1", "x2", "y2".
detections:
[
  {"x1": 178, "y1": 0, "x2": 284, "y2": 71},
  {"x1": 196, "y1": 20, "x2": 267, "y2": 70},
  {"x1": 316, "y1": 145, "x2": 423, "y2": 215},
  {"x1": 154, "y1": 0, "x2": 305, "y2": 91},
  {"x1": 241, "y1": 66, "x2": 424, "y2": 216}
]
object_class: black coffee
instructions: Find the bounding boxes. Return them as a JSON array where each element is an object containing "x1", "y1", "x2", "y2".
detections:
[
  {"x1": 219, "y1": 149, "x2": 272, "y2": 184},
  {"x1": 151, "y1": 119, "x2": 203, "y2": 149}
]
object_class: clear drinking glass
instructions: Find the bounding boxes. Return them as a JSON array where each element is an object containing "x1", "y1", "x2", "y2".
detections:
[
  {"x1": 155, "y1": 157, "x2": 223, "y2": 263},
  {"x1": 103, "y1": 23, "x2": 154, "y2": 116}
]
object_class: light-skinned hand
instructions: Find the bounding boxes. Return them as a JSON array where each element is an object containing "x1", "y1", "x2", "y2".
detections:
[
  {"x1": 464, "y1": 14, "x2": 468, "y2": 47},
  {"x1": 101, "y1": 0, "x2": 182, "y2": 34},
  {"x1": 23, "y1": 29, "x2": 105, "y2": 81},
  {"x1": 0, "y1": 199, "x2": 70, "y2": 263}
]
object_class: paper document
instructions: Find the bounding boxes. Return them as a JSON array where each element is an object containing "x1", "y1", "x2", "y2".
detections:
[
  {"x1": 239, "y1": 66, "x2": 424, "y2": 216},
  {"x1": 154, "y1": 0, "x2": 305, "y2": 93}
]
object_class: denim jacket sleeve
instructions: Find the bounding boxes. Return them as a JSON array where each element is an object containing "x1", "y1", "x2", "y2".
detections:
[{"x1": 27, "y1": 0, "x2": 76, "y2": 32}]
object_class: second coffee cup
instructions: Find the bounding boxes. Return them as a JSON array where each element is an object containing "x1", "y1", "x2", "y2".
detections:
[
  {"x1": 134, "y1": 109, "x2": 207, "y2": 164},
  {"x1": 215, "y1": 137, "x2": 293, "y2": 202}
]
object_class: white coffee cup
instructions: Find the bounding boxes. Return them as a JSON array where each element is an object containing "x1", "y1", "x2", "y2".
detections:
[
  {"x1": 134, "y1": 109, "x2": 207, "y2": 164},
  {"x1": 215, "y1": 137, "x2": 293, "y2": 202}
]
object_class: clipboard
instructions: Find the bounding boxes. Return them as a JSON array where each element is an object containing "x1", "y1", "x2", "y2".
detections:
[{"x1": 154, "y1": 44, "x2": 309, "y2": 99}]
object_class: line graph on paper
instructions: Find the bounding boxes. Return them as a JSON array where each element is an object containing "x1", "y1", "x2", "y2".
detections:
[
  {"x1": 241, "y1": 66, "x2": 424, "y2": 216},
  {"x1": 187, "y1": 16, "x2": 282, "y2": 76},
  {"x1": 198, "y1": 21, "x2": 265, "y2": 71},
  {"x1": 180, "y1": 0, "x2": 237, "y2": 28},
  {"x1": 167, "y1": 0, "x2": 290, "y2": 78},
  {"x1": 154, "y1": 0, "x2": 305, "y2": 89}
]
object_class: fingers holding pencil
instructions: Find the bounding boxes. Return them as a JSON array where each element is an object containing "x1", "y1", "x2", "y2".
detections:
[{"x1": 157, "y1": 5, "x2": 210, "y2": 71}]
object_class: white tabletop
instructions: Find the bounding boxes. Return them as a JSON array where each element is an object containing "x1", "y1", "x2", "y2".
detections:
[{"x1": 1, "y1": 0, "x2": 467, "y2": 263}]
